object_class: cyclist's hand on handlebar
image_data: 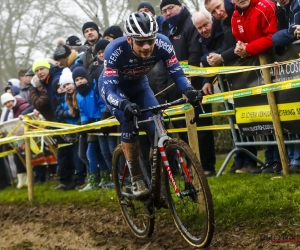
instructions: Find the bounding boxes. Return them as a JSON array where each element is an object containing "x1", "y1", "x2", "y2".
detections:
[
  {"x1": 185, "y1": 87, "x2": 202, "y2": 105},
  {"x1": 123, "y1": 102, "x2": 141, "y2": 120}
]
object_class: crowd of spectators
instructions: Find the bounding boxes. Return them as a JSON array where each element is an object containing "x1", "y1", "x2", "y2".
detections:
[{"x1": 1, "y1": 0, "x2": 300, "y2": 190}]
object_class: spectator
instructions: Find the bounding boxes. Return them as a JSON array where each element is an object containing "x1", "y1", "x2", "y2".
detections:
[
  {"x1": 57, "y1": 68, "x2": 86, "y2": 188},
  {"x1": 103, "y1": 26, "x2": 123, "y2": 42},
  {"x1": 53, "y1": 41, "x2": 81, "y2": 70},
  {"x1": 72, "y1": 67, "x2": 110, "y2": 191},
  {"x1": 232, "y1": 0, "x2": 277, "y2": 58},
  {"x1": 192, "y1": 10, "x2": 224, "y2": 94},
  {"x1": 1, "y1": 93, "x2": 30, "y2": 188},
  {"x1": 230, "y1": 0, "x2": 277, "y2": 173},
  {"x1": 80, "y1": 22, "x2": 102, "y2": 72},
  {"x1": 7, "y1": 78, "x2": 20, "y2": 88},
  {"x1": 160, "y1": 0, "x2": 217, "y2": 176},
  {"x1": 66, "y1": 35, "x2": 84, "y2": 53},
  {"x1": 32, "y1": 58, "x2": 62, "y2": 113},
  {"x1": 272, "y1": 0, "x2": 300, "y2": 173},
  {"x1": 137, "y1": 2, "x2": 165, "y2": 33},
  {"x1": 204, "y1": 0, "x2": 239, "y2": 66}
]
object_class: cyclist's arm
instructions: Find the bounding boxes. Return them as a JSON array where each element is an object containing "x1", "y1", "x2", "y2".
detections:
[
  {"x1": 160, "y1": 39, "x2": 193, "y2": 94},
  {"x1": 101, "y1": 45, "x2": 124, "y2": 109}
]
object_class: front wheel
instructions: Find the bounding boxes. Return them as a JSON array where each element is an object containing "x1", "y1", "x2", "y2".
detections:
[
  {"x1": 163, "y1": 139, "x2": 214, "y2": 248},
  {"x1": 112, "y1": 144, "x2": 154, "y2": 238}
]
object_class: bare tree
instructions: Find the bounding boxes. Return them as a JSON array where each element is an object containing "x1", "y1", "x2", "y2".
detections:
[{"x1": 0, "y1": 0, "x2": 71, "y2": 88}]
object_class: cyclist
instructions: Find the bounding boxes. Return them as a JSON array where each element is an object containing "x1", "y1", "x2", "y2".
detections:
[{"x1": 98, "y1": 12, "x2": 200, "y2": 198}]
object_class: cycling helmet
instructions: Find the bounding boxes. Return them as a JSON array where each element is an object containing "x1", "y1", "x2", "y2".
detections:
[{"x1": 124, "y1": 12, "x2": 158, "y2": 38}]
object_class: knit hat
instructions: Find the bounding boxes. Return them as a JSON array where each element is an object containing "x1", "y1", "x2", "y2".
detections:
[
  {"x1": 137, "y1": 2, "x2": 155, "y2": 15},
  {"x1": 72, "y1": 67, "x2": 89, "y2": 82},
  {"x1": 1, "y1": 93, "x2": 15, "y2": 105},
  {"x1": 25, "y1": 67, "x2": 34, "y2": 76},
  {"x1": 160, "y1": 0, "x2": 182, "y2": 10},
  {"x1": 60, "y1": 68, "x2": 74, "y2": 86},
  {"x1": 82, "y1": 21, "x2": 100, "y2": 34},
  {"x1": 4, "y1": 86, "x2": 20, "y2": 96},
  {"x1": 66, "y1": 35, "x2": 82, "y2": 46},
  {"x1": 53, "y1": 45, "x2": 71, "y2": 61},
  {"x1": 31, "y1": 75, "x2": 42, "y2": 88},
  {"x1": 32, "y1": 58, "x2": 51, "y2": 73},
  {"x1": 7, "y1": 78, "x2": 20, "y2": 88},
  {"x1": 94, "y1": 39, "x2": 110, "y2": 54},
  {"x1": 103, "y1": 26, "x2": 123, "y2": 39}
]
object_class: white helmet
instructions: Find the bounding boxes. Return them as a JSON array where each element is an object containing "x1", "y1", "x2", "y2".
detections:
[{"x1": 124, "y1": 12, "x2": 158, "y2": 38}]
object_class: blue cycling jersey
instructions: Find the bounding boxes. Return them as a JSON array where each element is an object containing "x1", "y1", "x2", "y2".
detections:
[{"x1": 101, "y1": 33, "x2": 192, "y2": 109}]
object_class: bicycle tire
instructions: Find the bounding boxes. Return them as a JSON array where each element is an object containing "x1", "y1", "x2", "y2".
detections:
[
  {"x1": 112, "y1": 144, "x2": 155, "y2": 238},
  {"x1": 162, "y1": 138, "x2": 214, "y2": 248}
]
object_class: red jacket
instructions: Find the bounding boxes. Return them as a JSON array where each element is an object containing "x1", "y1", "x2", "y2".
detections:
[{"x1": 231, "y1": 0, "x2": 277, "y2": 55}]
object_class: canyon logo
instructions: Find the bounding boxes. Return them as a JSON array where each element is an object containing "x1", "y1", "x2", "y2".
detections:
[{"x1": 104, "y1": 68, "x2": 118, "y2": 77}]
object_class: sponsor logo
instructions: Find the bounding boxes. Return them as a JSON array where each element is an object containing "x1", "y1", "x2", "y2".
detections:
[
  {"x1": 155, "y1": 38, "x2": 173, "y2": 54},
  {"x1": 166, "y1": 55, "x2": 178, "y2": 67},
  {"x1": 104, "y1": 68, "x2": 118, "y2": 77},
  {"x1": 124, "y1": 65, "x2": 153, "y2": 76},
  {"x1": 108, "y1": 47, "x2": 123, "y2": 64},
  {"x1": 233, "y1": 90, "x2": 252, "y2": 98},
  {"x1": 107, "y1": 94, "x2": 119, "y2": 106}
]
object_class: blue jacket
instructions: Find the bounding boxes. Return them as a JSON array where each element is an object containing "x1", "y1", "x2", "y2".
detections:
[
  {"x1": 272, "y1": 0, "x2": 300, "y2": 46},
  {"x1": 156, "y1": 15, "x2": 165, "y2": 34},
  {"x1": 76, "y1": 80, "x2": 105, "y2": 124}
]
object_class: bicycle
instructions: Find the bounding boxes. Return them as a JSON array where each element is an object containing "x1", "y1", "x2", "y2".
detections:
[{"x1": 111, "y1": 96, "x2": 214, "y2": 248}]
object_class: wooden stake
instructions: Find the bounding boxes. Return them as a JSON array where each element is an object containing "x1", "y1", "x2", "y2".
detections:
[
  {"x1": 259, "y1": 54, "x2": 289, "y2": 175},
  {"x1": 184, "y1": 77, "x2": 200, "y2": 161},
  {"x1": 24, "y1": 118, "x2": 33, "y2": 201}
]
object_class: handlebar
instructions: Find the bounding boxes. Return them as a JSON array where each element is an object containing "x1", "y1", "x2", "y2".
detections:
[{"x1": 131, "y1": 91, "x2": 204, "y2": 138}]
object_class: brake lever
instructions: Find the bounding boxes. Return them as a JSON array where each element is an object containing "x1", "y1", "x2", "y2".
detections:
[{"x1": 131, "y1": 115, "x2": 139, "y2": 138}]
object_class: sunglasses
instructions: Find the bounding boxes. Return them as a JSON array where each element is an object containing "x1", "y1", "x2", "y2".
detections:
[{"x1": 132, "y1": 38, "x2": 156, "y2": 46}]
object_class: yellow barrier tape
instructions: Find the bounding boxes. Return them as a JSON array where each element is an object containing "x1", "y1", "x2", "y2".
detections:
[
  {"x1": 202, "y1": 78, "x2": 300, "y2": 104},
  {"x1": 30, "y1": 137, "x2": 42, "y2": 154},
  {"x1": 236, "y1": 102, "x2": 300, "y2": 123},
  {"x1": 0, "y1": 149, "x2": 16, "y2": 158},
  {"x1": 181, "y1": 58, "x2": 300, "y2": 77}
]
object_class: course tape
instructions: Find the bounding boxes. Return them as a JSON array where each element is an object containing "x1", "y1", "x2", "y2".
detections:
[
  {"x1": 0, "y1": 149, "x2": 16, "y2": 158},
  {"x1": 180, "y1": 58, "x2": 300, "y2": 77},
  {"x1": 202, "y1": 78, "x2": 300, "y2": 104}
]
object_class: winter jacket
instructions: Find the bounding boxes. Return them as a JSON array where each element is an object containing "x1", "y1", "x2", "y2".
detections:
[
  {"x1": 56, "y1": 94, "x2": 80, "y2": 125},
  {"x1": 272, "y1": 0, "x2": 300, "y2": 46},
  {"x1": 156, "y1": 15, "x2": 165, "y2": 34},
  {"x1": 162, "y1": 7, "x2": 202, "y2": 66},
  {"x1": 231, "y1": 0, "x2": 278, "y2": 55},
  {"x1": 76, "y1": 80, "x2": 105, "y2": 124},
  {"x1": 12, "y1": 97, "x2": 30, "y2": 118},
  {"x1": 39, "y1": 65, "x2": 63, "y2": 113},
  {"x1": 200, "y1": 18, "x2": 224, "y2": 67},
  {"x1": 29, "y1": 87, "x2": 55, "y2": 121},
  {"x1": 80, "y1": 38, "x2": 101, "y2": 73}
]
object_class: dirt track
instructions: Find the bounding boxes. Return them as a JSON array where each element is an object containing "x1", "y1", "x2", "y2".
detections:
[{"x1": 0, "y1": 204, "x2": 298, "y2": 250}]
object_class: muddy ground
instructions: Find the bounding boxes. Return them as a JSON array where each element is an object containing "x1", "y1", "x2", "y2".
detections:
[{"x1": 0, "y1": 204, "x2": 299, "y2": 250}]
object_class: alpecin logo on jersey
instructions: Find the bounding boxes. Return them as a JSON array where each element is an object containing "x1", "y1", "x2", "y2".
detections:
[
  {"x1": 104, "y1": 68, "x2": 118, "y2": 77},
  {"x1": 124, "y1": 65, "x2": 153, "y2": 76},
  {"x1": 166, "y1": 55, "x2": 178, "y2": 67}
]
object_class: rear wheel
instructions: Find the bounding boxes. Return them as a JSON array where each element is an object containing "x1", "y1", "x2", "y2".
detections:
[
  {"x1": 112, "y1": 144, "x2": 154, "y2": 238},
  {"x1": 163, "y1": 139, "x2": 214, "y2": 248}
]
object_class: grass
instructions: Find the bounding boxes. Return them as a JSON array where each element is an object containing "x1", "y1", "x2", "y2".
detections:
[{"x1": 1, "y1": 152, "x2": 300, "y2": 233}]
